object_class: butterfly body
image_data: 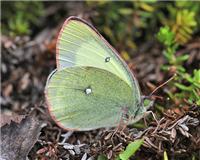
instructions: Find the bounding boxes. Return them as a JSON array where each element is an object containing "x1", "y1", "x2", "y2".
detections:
[{"x1": 45, "y1": 16, "x2": 149, "y2": 131}]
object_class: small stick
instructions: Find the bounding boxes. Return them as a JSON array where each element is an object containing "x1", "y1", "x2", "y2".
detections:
[{"x1": 149, "y1": 74, "x2": 177, "y2": 98}]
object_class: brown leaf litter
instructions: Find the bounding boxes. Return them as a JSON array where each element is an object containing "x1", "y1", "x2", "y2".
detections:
[{"x1": 0, "y1": 113, "x2": 44, "y2": 160}]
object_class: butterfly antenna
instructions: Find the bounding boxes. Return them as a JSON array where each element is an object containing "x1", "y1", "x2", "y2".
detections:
[{"x1": 148, "y1": 74, "x2": 176, "y2": 98}]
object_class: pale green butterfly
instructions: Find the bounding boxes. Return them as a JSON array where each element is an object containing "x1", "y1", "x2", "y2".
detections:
[{"x1": 45, "y1": 16, "x2": 152, "y2": 131}]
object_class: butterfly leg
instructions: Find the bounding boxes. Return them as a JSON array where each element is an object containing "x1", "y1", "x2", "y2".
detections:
[
  {"x1": 119, "y1": 115, "x2": 133, "y2": 134},
  {"x1": 111, "y1": 107, "x2": 132, "y2": 142},
  {"x1": 111, "y1": 117, "x2": 124, "y2": 140},
  {"x1": 143, "y1": 110, "x2": 159, "y2": 126}
]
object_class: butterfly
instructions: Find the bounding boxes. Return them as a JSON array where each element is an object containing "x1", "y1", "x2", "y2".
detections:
[{"x1": 45, "y1": 16, "x2": 152, "y2": 131}]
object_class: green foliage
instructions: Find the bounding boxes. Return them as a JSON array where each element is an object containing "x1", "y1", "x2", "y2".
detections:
[
  {"x1": 157, "y1": 26, "x2": 200, "y2": 106},
  {"x1": 118, "y1": 139, "x2": 144, "y2": 160},
  {"x1": 2, "y1": 1, "x2": 44, "y2": 35},
  {"x1": 8, "y1": 12, "x2": 30, "y2": 35},
  {"x1": 175, "y1": 69, "x2": 200, "y2": 105},
  {"x1": 163, "y1": 151, "x2": 168, "y2": 160},
  {"x1": 3, "y1": 1, "x2": 200, "y2": 46},
  {"x1": 157, "y1": 26, "x2": 188, "y2": 73},
  {"x1": 160, "y1": 1, "x2": 199, "y2": 45},
  {"x1": 157, "y1": 26, "x2": 175, "y2": 47},
  {"x1": 97, "y1": 154, "x2": 108, "y2": 160},
  {"x1": 172, "y1": 9, "x2": 197, "y2": 44}
]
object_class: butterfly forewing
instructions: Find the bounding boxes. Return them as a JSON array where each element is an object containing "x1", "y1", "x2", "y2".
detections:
[{"x1": 56, "y1": 17, "x2": 141, "y2": 106}]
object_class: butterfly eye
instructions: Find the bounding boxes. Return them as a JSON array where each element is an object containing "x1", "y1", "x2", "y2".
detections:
[
  {"x1": 105, "y1": 57, "x2": 111, "y2": 62},
  {"x1": 85, "y1": 87, "x2": 92, "y2": 95}
]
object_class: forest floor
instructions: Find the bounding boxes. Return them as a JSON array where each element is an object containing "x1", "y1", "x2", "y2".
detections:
[{"x1": 1, "y1": 2, "x2": 200, "y2": 160}]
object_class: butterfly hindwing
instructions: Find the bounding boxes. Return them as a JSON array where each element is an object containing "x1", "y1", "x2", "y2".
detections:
[{"x1": 46, "y1": 67, "x2": 136, "y2": 131}]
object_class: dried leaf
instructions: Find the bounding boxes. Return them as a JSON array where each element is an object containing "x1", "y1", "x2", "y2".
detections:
[
  {"x1": 0, "y1": 114, "x2": 26, "y2": 127},
  {"x1": 0, "y1": 114, "x2": 43, "y2": 160}
]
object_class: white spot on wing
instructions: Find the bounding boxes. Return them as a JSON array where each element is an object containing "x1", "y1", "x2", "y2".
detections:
[
  {"x1": 105, "y1": 57, "x2": 110, "y2": 62},
  {"x1": 85, "y1": 87, "x2": 92, "y2": 95}
]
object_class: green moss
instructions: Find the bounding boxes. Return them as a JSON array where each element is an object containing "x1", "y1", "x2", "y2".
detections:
[
  {"x1": 2, "y1": 1, "x2": 44, "y2": 36},
  {"x1": 157, "y1": 26, "x2": 200, "y2": 106}
]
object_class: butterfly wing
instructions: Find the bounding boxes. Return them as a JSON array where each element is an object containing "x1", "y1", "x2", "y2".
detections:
[
  {"x1": 45, "y1": 67, "x2": 136, "y2": 131},
  {"x1": 56, "y1": 17, "x2": 141, "y2": 107},
  {"x1": 45, "y1": 17, "x2": 149, "y2": 130}
]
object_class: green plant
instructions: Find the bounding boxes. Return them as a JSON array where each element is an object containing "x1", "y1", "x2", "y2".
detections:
[
  {"x1": 157, "y1": 26, "x2": 189, "y2": 73},
  {"x1": 172, "y1": 10, "x2": 197, "y2": 44},
  {"x1": 97, "y1": 154, "x2": 108, "y2": 160},
  {"x1": 2, "y1": 1, "x2": 44, "y2": 35},
  {"x1": 118, "y1": 139, "x2": 144, "y2": 160},
  {"x1": 175, "y1": 69, "x2": 200, "y2": 105},
  {"x1": 157, "y1": 26, "x2": 200, "y2": 105},
  {"x1": 163, "y1": 151, "x2": 168, "y2": 160},
  {"x1": 8, "y1": 12, "x2": 30, "y2": 35},
  {"x1": 159, "y1": 1, "x2": 199, "y2": 45}
]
